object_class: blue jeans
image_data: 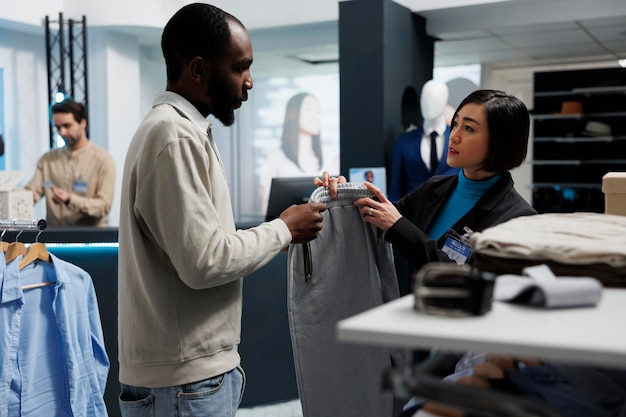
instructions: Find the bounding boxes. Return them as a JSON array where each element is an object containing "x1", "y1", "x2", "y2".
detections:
[{"x1": 119, "y1": 366, "x2": 246, "y2": 417}]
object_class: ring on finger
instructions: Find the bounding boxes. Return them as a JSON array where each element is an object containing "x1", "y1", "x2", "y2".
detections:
[{"x1": 368, "y1": 207, "x2": 374, "y2": 216}]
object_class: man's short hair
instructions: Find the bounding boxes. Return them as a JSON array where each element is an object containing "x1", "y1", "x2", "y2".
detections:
[
  {"x1": 161, "y1": 3, "x2": 244, "y2": 83},
  {"x1": 51, "y1": 99, "x2": 88, "y2": 123}
]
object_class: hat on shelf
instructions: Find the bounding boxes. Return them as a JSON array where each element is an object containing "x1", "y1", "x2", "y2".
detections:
[
  {"x1": 558, "y1": 100, "x2": 583, "y2": 115},
  {"x1": 582, "y1": 120, "x2": 612, "y2": 137}
]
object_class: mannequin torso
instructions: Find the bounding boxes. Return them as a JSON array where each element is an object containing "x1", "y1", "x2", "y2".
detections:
[{"x1": 390, "y1": 79, "x2": 459, "y2": 201}]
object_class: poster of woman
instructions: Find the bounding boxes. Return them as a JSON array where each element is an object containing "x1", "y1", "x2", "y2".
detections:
[
  {"x1": 254, "y1": 75, "x2": 339, "y2": 216},
  {"x1": 259, "y1": 92, "x2": 325, "y2": 211}
]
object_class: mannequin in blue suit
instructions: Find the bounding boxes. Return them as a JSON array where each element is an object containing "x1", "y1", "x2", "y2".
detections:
[{"x1": 390, "y1": 80, "x2": 459, "y2": 201}]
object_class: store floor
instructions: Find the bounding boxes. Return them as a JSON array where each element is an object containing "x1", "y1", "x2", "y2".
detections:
[{"x1": 236, "y1": 399, "x2": 303, "y2": 417}]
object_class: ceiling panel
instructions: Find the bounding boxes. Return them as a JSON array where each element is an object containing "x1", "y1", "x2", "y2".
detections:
[
  {"x1": 421, "y1": 0, "x2": 626, "y2": 67},
  {"x1": 580, "y1": 16, "x2": 626, "y2": 28},
  {"x1": 603, "y1": 40, "x2": 626, "y2": 55},
  {"x1": 88, "y1": 0, "x2": 626, "y2": 74},
  {"x1": 499, "y1": 30, "x2": 596, "y2": 49},
  {"x1": 252, "y1": 0, "x2": 626, "y2": 72},
  {"x1": 435, "y1": 37, "x2": 512, "y2": 54},
  {"x1": 434, "y1": 30, "x2": 492, "y2": 41},
  {"x1": 488, "y1": 20, "x2": 578, "y2": 36},
  {"x1": 524, "y1": 43, "x2": 614, "y2": 59},
  {"x1": 435, "y1": 47, "x2": 530, "y2": 65},
  {"x1": 585, "y1": 25, "x2": 626, "y2": 43}
]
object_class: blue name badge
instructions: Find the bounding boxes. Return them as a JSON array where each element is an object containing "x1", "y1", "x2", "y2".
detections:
[
  {"x1": 441, "y1": 235, "x2": 472, "y2": 265},
  {"x1": 73, "y1": 180, "x2": 88, "y2": 194}
]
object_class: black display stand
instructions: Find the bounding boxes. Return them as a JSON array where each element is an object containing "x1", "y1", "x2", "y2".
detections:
[{"x1": 532, "y1": 67, "x2": 626, "y2": 213}]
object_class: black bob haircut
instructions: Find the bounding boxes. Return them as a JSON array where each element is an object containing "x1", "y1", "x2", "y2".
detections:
[
  {"x1": 453, "y1": 89, "x2": 530, "y2": 173},
  {"x1": 161, "y1": 3, "x2": 245, "y2": 83}
]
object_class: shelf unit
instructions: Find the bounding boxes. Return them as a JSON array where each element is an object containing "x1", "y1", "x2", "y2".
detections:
[{"x1": 532, "y1": 67, "x2": 626, "y2": 213}]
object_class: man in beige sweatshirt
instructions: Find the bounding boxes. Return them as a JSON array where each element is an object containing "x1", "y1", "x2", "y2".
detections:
[{"x1": 117, "y1": 4, "x2": 326, "y2": 417}]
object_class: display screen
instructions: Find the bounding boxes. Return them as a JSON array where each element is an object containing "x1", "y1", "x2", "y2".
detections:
[{"x1": 265, "y1": 176, "x2": 318, "y2": 221}]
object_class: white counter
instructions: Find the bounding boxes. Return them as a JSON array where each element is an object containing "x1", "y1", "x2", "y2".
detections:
[{"x1": 337, "y1": 289, "x2": 626, "y2": 369}]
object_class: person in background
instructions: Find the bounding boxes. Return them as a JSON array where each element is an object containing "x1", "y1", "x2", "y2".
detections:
[
  {"x1": 24, "y1": 98, "x2": 115, "y2": 227},
  {"x1": 318, "y1": 89, "x2": 536, "y2": 276},
  {"x1": 259, "y1": 92, "x2": 324, "y2": 213},
  {"x1": 389, "y1": 79, "x2": 460, "y2": 202},
  {"x1": 117, "y1": 4, "x2": 326, "y2": 417}
]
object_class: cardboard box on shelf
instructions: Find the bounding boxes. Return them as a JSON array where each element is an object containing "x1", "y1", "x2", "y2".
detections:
[
  {"x1": 0, "y1": 171, "x2": 33, "y2": 220},
  {"x1": 602, "y1": 172, "x2": 626, "y2": 216}
]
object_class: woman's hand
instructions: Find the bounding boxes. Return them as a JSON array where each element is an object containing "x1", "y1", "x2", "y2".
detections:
[
  {"x1": 313, "y1": 171, "x2": 347, "y2": 199},
  {"x1": 354, "y1": 182, "x2": 402, "y2": 232}
]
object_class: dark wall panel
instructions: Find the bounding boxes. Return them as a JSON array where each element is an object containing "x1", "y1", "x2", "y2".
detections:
[{"x1": 339, "y1": 0, "x2": 435, "y2": 189}]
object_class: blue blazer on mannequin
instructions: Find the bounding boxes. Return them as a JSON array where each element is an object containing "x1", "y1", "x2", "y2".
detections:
[{"x1": 389, "y1": 125, "x2": 459, "y2": 202}]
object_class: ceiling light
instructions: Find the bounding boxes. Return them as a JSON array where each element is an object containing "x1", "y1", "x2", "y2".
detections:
[{"x1": 619, "y1": 59, "x2": 626, "y2": 68}]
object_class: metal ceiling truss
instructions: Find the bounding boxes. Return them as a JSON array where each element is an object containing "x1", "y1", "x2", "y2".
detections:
[{"x1": 45, "y1": 13, "x2": 89, "y2": 148}]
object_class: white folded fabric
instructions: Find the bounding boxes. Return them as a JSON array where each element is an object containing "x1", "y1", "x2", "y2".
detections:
[
  {"x1": 494, "y1": 264, "x2": 603, "y2": 308},
  {"x1": 471, "y1": 212, "x2": 626, "y2": 268}
]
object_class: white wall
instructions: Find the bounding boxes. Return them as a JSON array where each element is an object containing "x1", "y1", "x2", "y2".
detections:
[
  {"x1": 0, "y1": 0, "x2": 62, "y2": 27},
  {"x1": 0, "y1": 28, "x2": 49, "y2": 173},
  {"x1": 139, "y1": 49, "x2": 165, "y2": 117},
  {"x1": 88, "y1": 29, "x2": 143, "y2": 226},
  {"x1": 0, "y1": 27, "x2": 50, "y2": 221}
]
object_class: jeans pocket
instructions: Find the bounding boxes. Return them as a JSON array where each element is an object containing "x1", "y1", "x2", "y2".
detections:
[
  {"x1": 118, "y1": 390, "x2": 154, "y2": 417},
  {"x1": 235, "y1": 365, "x2": 246, "y2": 405},
  {"x1": 178, "y1": 371, "x2": 241, "y2": 417}
]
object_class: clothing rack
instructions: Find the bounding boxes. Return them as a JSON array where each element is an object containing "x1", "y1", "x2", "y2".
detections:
[
  {"x1": 0, "y1": 218, "x2": 52, "y2": 289},
  {"x1": 0, "y1": 218, "x2": 47, "y2": 231}
]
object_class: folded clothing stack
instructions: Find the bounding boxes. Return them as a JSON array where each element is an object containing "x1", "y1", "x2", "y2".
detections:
[{"x1": 470, "y1": 212, "x2": 626, "y2": 288}]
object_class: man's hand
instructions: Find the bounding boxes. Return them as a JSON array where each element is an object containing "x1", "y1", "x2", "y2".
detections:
[
  {"x1": 279, "y1": 202, "x2": 327, "y2": 244},
  {"x1": 51, "y1": 187, "x2": 71, "y2": 205}
]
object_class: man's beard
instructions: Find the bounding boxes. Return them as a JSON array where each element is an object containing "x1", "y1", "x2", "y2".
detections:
[
  {"x1": 208, "y1": 76, "x2": 237, "y2": 127},
  {"x1": 63, "y1": 136, "x2": 79, "y2": 149},
  {"x1": 214, "y1": 103, "x2": 235, "y2": 127}
]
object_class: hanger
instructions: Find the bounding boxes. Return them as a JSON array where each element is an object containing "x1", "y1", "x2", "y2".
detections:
[
  {"x1": 21, "y1": 281, "x2": 55, "y2": 290},
  {"x1": 1, "y1": 229, "x2": 8, "y2": 252},
  {"x1": 19, "y1": 230, "x2": 51, "y2": 270},
  {"x1": 5, "y1": 230, "x2": 26, "y2": 264},
  {"x1": 19, "y1": 230, "x2": 54, "y2": 289}
]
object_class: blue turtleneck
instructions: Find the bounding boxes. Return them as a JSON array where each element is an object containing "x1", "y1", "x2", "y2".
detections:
[{"x1": 427, "y1": 170, "x2": 500, "y2": 241}]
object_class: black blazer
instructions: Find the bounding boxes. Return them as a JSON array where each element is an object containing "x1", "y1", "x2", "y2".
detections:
[{"x1": 386, "y1": 171, "x2": 536, "y2": 271}]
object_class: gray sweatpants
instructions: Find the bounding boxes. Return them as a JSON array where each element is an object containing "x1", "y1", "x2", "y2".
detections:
[{"x1": 288, "y1": 184, "x2": 401, "y2": 417}]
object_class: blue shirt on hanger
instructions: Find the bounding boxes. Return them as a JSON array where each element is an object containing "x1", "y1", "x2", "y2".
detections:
[{"x1": 0, "y1": 253, "x2": 109, "y2": 417}]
